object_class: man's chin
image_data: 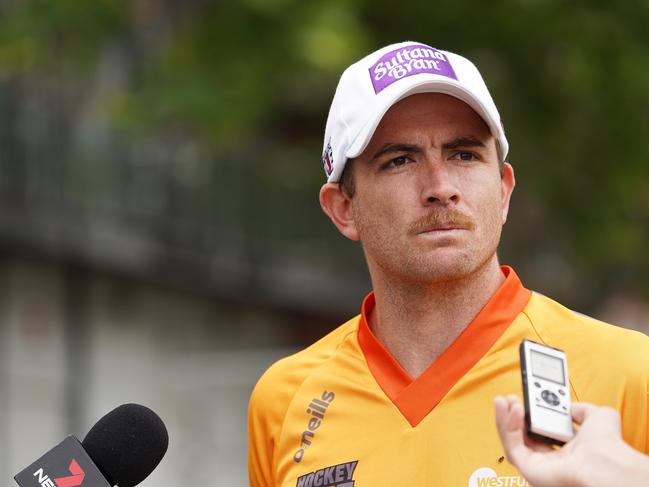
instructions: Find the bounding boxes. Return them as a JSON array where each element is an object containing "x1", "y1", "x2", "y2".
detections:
[
  {"x1": 402, "y1": 256, "x2": 478, "y2": 284},
  {"x1": 416, "y1": 250, "x2": 499, "y2": 285}
]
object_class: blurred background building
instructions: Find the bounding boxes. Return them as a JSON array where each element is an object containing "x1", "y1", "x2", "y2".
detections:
[{"x1": 1, "y1": 0, "x2": 648, "y2": 485}]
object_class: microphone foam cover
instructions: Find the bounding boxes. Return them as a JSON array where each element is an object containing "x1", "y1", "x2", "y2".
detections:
[{"x1": 82, "y1": 403, "x2": 169, "y2": 487}]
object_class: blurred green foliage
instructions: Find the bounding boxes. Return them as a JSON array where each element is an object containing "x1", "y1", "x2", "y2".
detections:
[
  {"x1": 0, "y1": 0, "x2": 648, "y2": 308},
  {"x1": 0, "y1": 0, "x2": 127, "y2": 74}
]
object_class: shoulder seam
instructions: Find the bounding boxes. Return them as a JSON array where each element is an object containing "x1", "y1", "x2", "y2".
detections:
[{"x1": 522, "y1": 304, "x2": 582, "y2": 402}]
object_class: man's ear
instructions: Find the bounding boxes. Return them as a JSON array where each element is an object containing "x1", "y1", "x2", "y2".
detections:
[
  {"x1": 500, "y1": 162, "x2": 515, "y2": 224},
  {"x1": 319, "y1": 183, "x2": 360, "y2": 241}
]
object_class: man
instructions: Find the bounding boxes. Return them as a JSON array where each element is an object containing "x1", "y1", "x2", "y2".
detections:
[{"x1": 248, "y1": 41, "x2": 649, "y2": 486}]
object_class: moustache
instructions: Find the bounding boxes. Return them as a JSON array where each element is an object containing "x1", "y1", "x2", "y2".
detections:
[{"x1": 409, "y1": 209, "x2": 475, "y2": 235}]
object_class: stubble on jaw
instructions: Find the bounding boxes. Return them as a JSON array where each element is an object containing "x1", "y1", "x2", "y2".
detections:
[{"x1": 351, "y1": 196, "x2": 503, "y2": 289}]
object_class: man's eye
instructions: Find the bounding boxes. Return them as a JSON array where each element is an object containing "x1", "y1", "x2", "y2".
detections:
[
  {"x1": 451, "y1": 151, "x2": 478, "y2": 161},
  {"x1": 387, "y1": 156, "x2": 410, "y2": 167}
]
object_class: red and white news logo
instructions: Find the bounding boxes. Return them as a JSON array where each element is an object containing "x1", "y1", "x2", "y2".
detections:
[{"x1": 34, "y1": 459, "x2": 86, "y2": 487}]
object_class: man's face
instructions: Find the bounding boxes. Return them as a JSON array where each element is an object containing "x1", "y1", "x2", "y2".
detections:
[{"x1": 344, "y1": 92, "x2": 514, "y2": 284}]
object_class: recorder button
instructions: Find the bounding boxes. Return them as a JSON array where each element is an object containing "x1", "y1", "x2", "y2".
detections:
[
  {"x1": 541, "y1": 390, "x2": 560, "y2": 406},
  {"x1": 558, "y1": 389, "x2": 565, "y2": 396},
  {"x1": 534, "y1": 382, "x2": 541, "y2": 388}
]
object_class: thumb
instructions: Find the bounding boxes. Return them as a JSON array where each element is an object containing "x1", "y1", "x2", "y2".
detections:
[{"x1": 571, "y1": 402, "x2": 597, "y2": 425}]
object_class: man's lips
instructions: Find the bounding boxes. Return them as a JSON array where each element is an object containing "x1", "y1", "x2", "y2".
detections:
[{"x1": 419, "y1": 224, "x2": 466, "y2": 233}]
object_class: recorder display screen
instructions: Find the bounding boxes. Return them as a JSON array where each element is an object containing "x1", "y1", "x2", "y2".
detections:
[{"x1": 531, "y1": 350, "x2": 565, "y2": 385}]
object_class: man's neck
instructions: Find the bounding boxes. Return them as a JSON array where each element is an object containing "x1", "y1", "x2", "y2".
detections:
[{"x1": 367, "y1": 256, "x2": 505, "y2": 378}]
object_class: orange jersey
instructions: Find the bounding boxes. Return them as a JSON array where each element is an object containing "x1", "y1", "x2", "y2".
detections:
[{"x1": 248, "y1": 267, "x2": 649, "y2": 486}]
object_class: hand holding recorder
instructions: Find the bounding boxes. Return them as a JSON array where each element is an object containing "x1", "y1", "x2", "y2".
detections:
[
  {"x1": 494, "y1": 395, "x2": 649, "y2": 487},
  {"x1": 507, "y1": 340, "x2": 649, "y2": 486}
]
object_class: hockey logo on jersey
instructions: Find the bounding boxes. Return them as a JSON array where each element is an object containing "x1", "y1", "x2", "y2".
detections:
[{"x1": 295, "y1": 460, "x2": 358, "y2": 487}]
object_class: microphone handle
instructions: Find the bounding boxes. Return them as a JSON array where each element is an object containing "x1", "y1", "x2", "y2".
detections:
[{"x1": 14, "y1": 436, "x2": 112, "y2": 487}]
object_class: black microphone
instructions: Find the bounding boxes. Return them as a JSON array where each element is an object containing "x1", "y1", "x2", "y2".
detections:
[{"x1": 14, "y1": 403, "x2": 169, "y2": 487}]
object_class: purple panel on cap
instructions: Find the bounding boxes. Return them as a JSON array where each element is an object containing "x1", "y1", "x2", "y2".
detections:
[{"x1": 369, "y1": 44, "x2": 457, "y2": 94}]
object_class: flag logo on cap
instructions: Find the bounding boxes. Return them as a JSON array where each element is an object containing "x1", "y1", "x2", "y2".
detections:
[
  {"x1": 322, "y1": 140, "x2": 334, "y2": 177},
  {"x1": 369, "y1": 44, "x2": 457, "y2": 94}
]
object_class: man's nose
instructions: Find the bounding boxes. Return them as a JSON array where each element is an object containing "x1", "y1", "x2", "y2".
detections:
[{"x1": 420, "y1": 160, "x2": 460, "y2": 205}]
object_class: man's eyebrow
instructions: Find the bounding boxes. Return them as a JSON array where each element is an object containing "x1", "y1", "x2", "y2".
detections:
[
  {"x1": 370, "y1": 143, "x2": 423, "y2": 161},
  {"x1": 370, "y1": 137, "x2": 488, "y2": 161},
  {"x1": 442, "y1": 136, "x2": 487, "y2": 150}
]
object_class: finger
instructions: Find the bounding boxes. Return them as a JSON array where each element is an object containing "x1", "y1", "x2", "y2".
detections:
[
  {"x1": 508, "y1": 401, "x2": 554, "y2": 452},
  {"x1": 494, "y1": 396, "x2": 510, "y2": 433},
  {"x1": 573, "y1": 403, "x2": 622, "y2": 435},
  {"x1": 494, "y1": 396, "x2": 532, "y2": 466},
  {"x1": 495, "y1": 396, "x2": 524, "y2": 433},
  {"x1": 500, "y1": 397, "x2": 555, "y2": 453},
  {"x1": 571, "y1": 402, "x2": 597, "y2": 424},
  {"x1": 505, "y1": 394, "x2": 521, "y2": 407}
]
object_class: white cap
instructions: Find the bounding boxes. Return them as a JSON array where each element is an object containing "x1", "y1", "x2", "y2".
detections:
[{"x1": 321, "y1": 41, "x2": 508, "y2": 182}]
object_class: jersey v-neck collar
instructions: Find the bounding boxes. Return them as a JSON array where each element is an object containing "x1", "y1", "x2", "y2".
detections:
[{"x1": 357, "y1": 266, "x2": 532, "y2": 427}]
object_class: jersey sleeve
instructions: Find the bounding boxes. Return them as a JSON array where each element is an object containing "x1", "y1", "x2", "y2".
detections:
[
  {"x1": 248, "y1": 372, "x2": 280, "y2": 487},
  {"x1": 580, "y1": 329, "x2": 649, "y2": 454},
  {"x1": 619, "y1": 340, "x2": 649, "y2": 454},
  {"x1": 248, "y1": 354, "x2": 305, "y2": 487},
  {"x1": 645, "y1": 377, "x2": 649, "y2": 454},
  {"x1": 576, "y1": 326, "x2": 649, "y2": 454},
  {"x1": 247, "y1": 318, "x2": 359, "y2": 486}
]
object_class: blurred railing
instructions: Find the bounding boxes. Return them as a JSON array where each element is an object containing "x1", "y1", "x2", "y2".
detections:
[{"x1": 0, "y1": 77, "x2": 369, "y2": 319}]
